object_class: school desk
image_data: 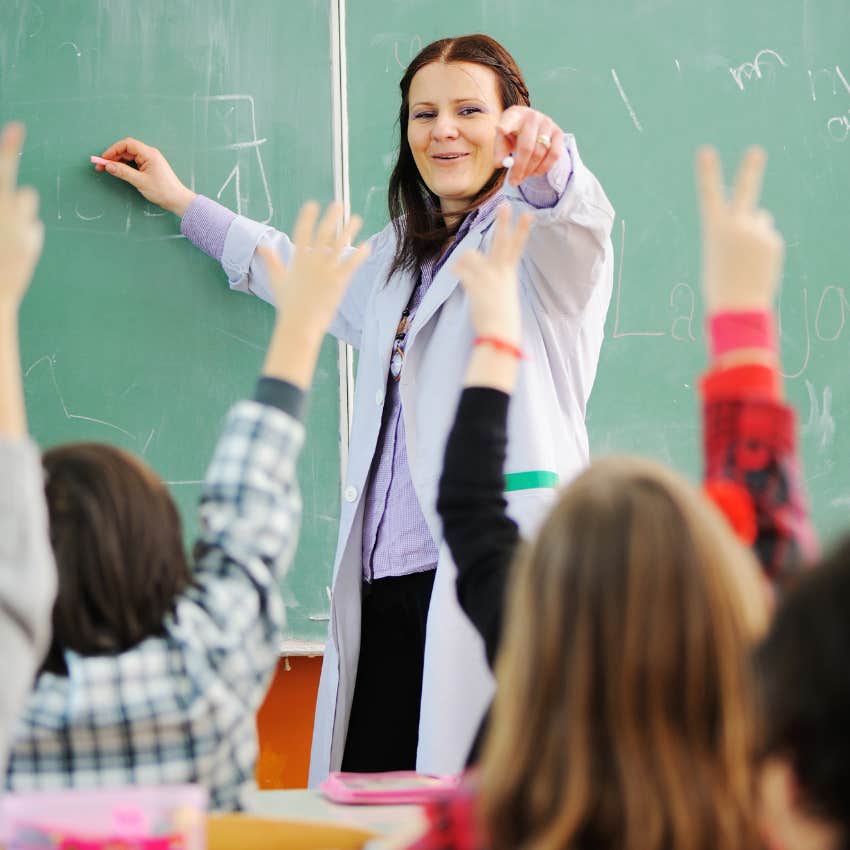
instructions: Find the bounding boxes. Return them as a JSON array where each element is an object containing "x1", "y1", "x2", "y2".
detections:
[{"x1": 243, "y1": 787, "x2": 421, "y2": 837}]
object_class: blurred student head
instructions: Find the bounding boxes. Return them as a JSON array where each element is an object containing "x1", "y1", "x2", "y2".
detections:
[
  {"x1": 41, "y1": 442, "x2": 191, "y2": 673},
  {"x1": 480, "y1": 455, "x2": 768, "y2": 850},
  {"x1": 755, "y1": 536, "x2": 850, "y2": 850}
]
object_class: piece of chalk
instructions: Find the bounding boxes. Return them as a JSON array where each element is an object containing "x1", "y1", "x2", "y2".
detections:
[
  {"x1": 501, "y1": 155, "x2": 514, "y2": 169},
  {"x1": 90, "y1": 155, "x2": 111, "y2": 166}
]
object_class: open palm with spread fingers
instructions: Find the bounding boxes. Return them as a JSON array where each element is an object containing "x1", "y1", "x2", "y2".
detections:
[
  {"x1": 453, "y1": 204, "x2": 533, "y2": 345},
  {"x1": 258, "y1": 201, "x2": 370, "y2": 389},
  {"x1": 258, "y1": 201, "x2": 370, "y2": 336},
  {"x1": 696, "y1": 145, "x2": 784, "y2": 313}
]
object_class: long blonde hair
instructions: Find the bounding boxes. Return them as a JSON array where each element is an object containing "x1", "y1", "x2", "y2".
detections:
[{"x1": 480, "y1": 456, "x2": 767, "y2": 850}]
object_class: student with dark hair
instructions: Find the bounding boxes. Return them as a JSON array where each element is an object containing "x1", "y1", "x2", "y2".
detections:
[
  {"x1": 6, "y1": 201, "x2": 370, "y2": 810},
  {"x1": 755, "y1": 539, "x2": 850, "y2": 850},
  {"x1": 0, "y1": 122, "x2": 56, "y2": 779},
  {"x1": 398, "y1": 146, "x2": 816, "y2": 850},
  {"x1": 95, "y1": 33, "x2": 615, "y2": 778},
  {"x1": 40, "y1": 442, "x2": 192, "y2": 673}
]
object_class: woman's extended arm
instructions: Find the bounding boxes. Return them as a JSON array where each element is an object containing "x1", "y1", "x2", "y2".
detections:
[{"x1": 95, "y1": 138, "x2": 377, "y2": 348}]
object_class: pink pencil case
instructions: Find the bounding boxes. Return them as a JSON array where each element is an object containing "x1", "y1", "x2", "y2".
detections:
[
  {"x1": 0, "y1": 785, "x2": 207, "y2": 849},
  {"x1": 320, "y1": 771, "x2": 461, "y2": 805}
]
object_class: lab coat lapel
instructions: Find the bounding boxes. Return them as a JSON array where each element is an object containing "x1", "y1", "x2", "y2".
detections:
[{"x1": 408, "y1": 225, "x2": 487, "y2": 344}]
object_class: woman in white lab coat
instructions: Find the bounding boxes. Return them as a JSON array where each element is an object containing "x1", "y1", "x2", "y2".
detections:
[{"x1": 97, "y1": 33, "x2": 614, "y2": 784}]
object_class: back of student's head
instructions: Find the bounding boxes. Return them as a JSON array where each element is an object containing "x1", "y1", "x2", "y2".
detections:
[
  {"x1": 42, "y1": 442, "x2": 191, "y2": 672},
  {"x1": 755, "y1": 536, "x2": 850, "y2": 848},
  {"x1": 480, "y1": 455, "x2": 767, "y2": 850}
]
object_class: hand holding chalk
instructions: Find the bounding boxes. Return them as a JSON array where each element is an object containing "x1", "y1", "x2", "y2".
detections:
[
  {"x1": 493, "y1": 105, "x2": 564, "y2": 187},
  {"x1": 90, "y1": 138, "x2": 197, "y2": 217}
]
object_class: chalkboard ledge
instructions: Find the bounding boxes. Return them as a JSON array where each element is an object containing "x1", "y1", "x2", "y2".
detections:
[{"x1": 279, "y1": 639, "x2": 325, "y2": 657}]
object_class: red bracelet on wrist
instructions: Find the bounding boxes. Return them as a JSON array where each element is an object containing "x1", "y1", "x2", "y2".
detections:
[{"x1": 474, "y1": 336, "x2": 526, "y2": 359}]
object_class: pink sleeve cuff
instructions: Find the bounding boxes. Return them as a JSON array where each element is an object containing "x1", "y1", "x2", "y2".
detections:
[{"x1": 708, "y1": 310, "x2": 777, "y2": 359}]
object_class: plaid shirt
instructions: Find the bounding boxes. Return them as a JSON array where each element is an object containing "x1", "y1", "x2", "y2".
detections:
[
  {"x1": 701, "y1": 362, "x2": 818, "y2": 585},
  {"x1": 5, "y1": 397, "x2": 304, "y2": 812}
]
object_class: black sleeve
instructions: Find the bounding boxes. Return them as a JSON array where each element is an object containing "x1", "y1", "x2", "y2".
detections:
[
  {"x1": 437, "y1": 386, "x2": 521, "y2": 669},
  {"x1": 254, "y1": 376, "x2": 307, "y2": 421}
]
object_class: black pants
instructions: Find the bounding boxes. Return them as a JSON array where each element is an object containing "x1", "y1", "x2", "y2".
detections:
[{"x1": 341, "y1": 568, "x2": 436, "y2": 772}]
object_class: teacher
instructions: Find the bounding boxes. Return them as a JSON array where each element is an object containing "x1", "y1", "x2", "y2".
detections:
[{"x1": 97, "y1": 33, "x2": 614, "y2": 783}]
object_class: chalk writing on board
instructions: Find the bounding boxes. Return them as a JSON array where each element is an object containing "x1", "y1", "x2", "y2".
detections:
[
  {"x1": 369, "y1": 32, "x2": 422, "y2": 73},
  {"x1": 23, "y1": 2, "x2": 43, "y2": 39},
  {"x1": 58, "y1": 41, "x2": 81, "y2": 59},
  {"x1": 614, "y1": 222, "x2": 847, "y2": 381},
  {"x1": 74, "y1": 202, "x2": 104, "y2": 222},
  {"x1": 141, "y1": 429, "x2": 156, "y2": 456},
  {"x1": 827, "y1": 111, "x2": 850, "y2": 142},
  {"x1": 814, "y1": 285, "x2": 849, "y2": 341},
  {"x1": 807, "y1": 65, "x2": 850, "y2": 101},
  {"x1": 211, "y1": 326, "x2": 264, "y2": 352},
  {"x1": 612, "y1": 220, "x2": 664, "y2": 338},
  {"x1": 197, "y1": 94, "x2": 274, "y2": 224},
  {"x1": 25, "y1": 355, "x2": 135, "y2": 439},
  {"x1": 394, "y1": 34, "x2": 422, "y2": 70},
  {"x1": 779, "y1": 288, "x2": 811, "y2": 380},
  {"x1": 362, "y1": 184, "x2": 387, "y2": 221},
  {"x1": 541, "y1": 66, "x2": 580, "y2": 82},
  {"x1": 669, "y1": 283, "x2": 696, "y2": 342},
  {"x1": 729, "y1": 49, "x2": 787, "y2": 91},
  {"x1": 610, "y1": 69, "x2": 644, "y2": 133},
  {"x1": 803, "y1": 381, "x2": 835, "y2": 452}
]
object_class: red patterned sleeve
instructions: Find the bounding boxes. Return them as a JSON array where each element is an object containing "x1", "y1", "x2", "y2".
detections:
[
  {"x1": 406, "y1": 785, "x2": 486, "y2": 850},
  {"x1": 701, "y1": 364, "x2": 818, "y2": 588}
]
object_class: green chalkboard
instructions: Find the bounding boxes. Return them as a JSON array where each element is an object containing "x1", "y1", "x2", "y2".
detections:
[
  {"x1": 1, "y1": 0, "x2": 340, "y2": 643},
  {"x1": 347, "y1": 2, "x2": 850, "y2": 544}
]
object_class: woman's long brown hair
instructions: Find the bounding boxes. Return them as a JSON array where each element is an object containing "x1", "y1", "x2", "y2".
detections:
[
  {"x1": 480, "y1": 456, "x2": 767, "y2": 850},
  {"x1": 387, "y1": 34, "x2": 530, "y2": 280}
]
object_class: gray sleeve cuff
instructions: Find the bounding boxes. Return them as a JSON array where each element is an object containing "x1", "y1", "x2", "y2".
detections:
[
  {"x1": 254, "y1": 377, "x2": 307, "y2": 421},
  {"x1": 180, "y1": 195, "x2": 238, "y2": 261}
]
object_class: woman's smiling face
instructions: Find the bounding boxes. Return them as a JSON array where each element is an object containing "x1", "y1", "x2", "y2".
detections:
[{"x1": 407, "y1": 61, "x2": 504, "y2": 216}]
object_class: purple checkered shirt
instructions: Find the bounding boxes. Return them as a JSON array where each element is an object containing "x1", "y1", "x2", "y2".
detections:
[{"x1": 179, "y1": 154, "x2": 573, "y2": 583}]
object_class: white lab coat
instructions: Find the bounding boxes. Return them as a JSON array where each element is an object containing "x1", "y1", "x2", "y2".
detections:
[{"x1": 217, "y1": 134, "x2": 614, "y2": 785}]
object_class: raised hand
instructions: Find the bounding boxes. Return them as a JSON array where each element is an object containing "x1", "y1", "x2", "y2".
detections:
[
  {"x1": 494, "y1": 106, "x2": 565, "y2": 187},
  {"x1": 453, "y1": 204, "x2": 533, "y2": 346},
  {"x1": 259, "y1": 201, "x2": 370, "y2": 388},
  {"x1": 696, "y1": 146, "x2": 784, "y2": 313},
  {"x1": 0, "y1": 123, "x2": 44, "y2": 307},
  {"x1": 95, "y1": 138, "x2": 196, "y2": 217},
  {"x1": 0, "y1": 121, "x2": 44, "y2": 437}
]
